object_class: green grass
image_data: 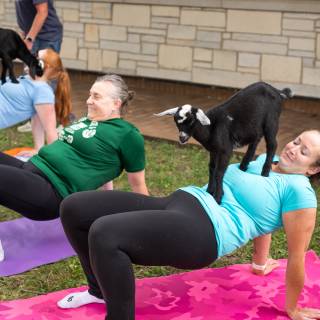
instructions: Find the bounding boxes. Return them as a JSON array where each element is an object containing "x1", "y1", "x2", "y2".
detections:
[{"x1": 0, "y1": 127, "x2": 319, "y2": 301}]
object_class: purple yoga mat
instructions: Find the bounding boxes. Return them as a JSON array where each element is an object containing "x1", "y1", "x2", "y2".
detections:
[{"x1": 0, "y1": 217, "x2": 75, "y2": 276}]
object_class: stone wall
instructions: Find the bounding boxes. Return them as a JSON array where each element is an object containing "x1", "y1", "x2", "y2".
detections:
[{"x1": 1, "y1": 0, "x2": 320, "y2": 98}]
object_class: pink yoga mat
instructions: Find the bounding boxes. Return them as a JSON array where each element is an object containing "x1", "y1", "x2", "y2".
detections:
[{"x1": 1, "y1": 251, "x2": 319, "y2": 319}]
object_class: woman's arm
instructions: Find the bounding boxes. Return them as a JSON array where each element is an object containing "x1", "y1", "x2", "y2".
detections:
[
  {"x1": 31, "y1": 113, "x2": 45, "y2": 151},
  {"x1": 100, "y1": 181, "x2": 114, "y2": 191},
  {"x1": 127, "y1": 170, "x2": 149, "y2": 195},
  {"x1": 252, "y1": 234, "x2": 280, "y2": 275},
  {"x1": 24, "y1": 2, "x2": 48, "y2": 50},
  {"x1": 34, "y1": 103, "x2": 58, "y2": 146},
  {"x1": 16, "y1": 112, "x2": 49, "y2": 158},
  {"x1": 283, "y1": 208, "x2": 320, "y2": 320},
  {"x1": 253, "y1": 233, "x2": 271, "y2": 265}
]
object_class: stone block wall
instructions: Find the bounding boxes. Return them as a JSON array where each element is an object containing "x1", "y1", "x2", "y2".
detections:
[{"x1": 1, "y1": 0, "x2": 320, "y2": 98}]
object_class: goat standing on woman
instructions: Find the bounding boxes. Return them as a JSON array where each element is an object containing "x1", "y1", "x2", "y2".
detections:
[
  {"x1": 156, "y1": 82, "x2": 293, "y2": 203},
  {"x1": 0, "y1": 28, "x2": 43, "y2": 84}
]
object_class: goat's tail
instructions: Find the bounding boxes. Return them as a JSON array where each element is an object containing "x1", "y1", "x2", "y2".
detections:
[{"x1": 279, "y1": 87, "x2": 294, "y2": 99}]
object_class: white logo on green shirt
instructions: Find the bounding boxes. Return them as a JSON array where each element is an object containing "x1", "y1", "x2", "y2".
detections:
[
  {"x1": 82, "y1": 129, "x2": 96, "y2": 138},
  {"x1": 66, "y1": 135, "x2": 74, "y2": 144},
  {"x1": 58, "y1": 117, "x2": 98, "y2": 143}
]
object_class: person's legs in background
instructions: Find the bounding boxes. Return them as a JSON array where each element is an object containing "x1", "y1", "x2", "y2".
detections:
[{"x1": 31, "y1": 38, "x2": 62, "y2": 54}]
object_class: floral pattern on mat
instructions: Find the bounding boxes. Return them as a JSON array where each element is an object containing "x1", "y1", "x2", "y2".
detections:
[{"x1": 1, "y1": 251, "x2": 319, "y2": 320}]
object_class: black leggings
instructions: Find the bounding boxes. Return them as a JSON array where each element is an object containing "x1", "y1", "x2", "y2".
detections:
[
  {"x1": 60, "y1": 190, "x2": 218, "y2": 320},
  {"x1": 0, "y1": 152, "x2": 62, "y2": 220}
]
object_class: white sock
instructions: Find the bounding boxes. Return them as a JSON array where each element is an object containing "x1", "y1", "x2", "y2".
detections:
[{"x1": 57, "y1": 290, "x2": 104, "y2": 309}]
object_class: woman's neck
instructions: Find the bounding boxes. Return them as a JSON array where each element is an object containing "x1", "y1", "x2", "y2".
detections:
[
  {"x1": 34, "y1": 74, "x2": 49, "y2": 82},
  {"x1": 272, "y1": 162, "x2": 308, "y2": 177},
  {"x1": 88, "y1": 114, "x2": 121, "y2": 122},
  {"x1": 271, "y1": 162, "x2": 283, "y2": 173}
]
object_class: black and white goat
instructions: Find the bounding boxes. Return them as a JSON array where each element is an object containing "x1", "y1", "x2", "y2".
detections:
[
  {"x1": 0, "y1": 28, "x2": 44, "y2": 84},
  {"x1": 155, "y1": 82, "x2": 293, "y2": 203}
]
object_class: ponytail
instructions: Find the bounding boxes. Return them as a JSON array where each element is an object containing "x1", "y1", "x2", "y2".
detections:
[
  {"x1": 40, "y1": 49, "x2": 72, "y2": 126},
  {"x1": 120, "y1": 90, "x2": 135, "y2": 115},
  {"x1": 310, "y1": 158, "x2": 320, "y2": 187},
  {"x1": 308, "y1": 130, "x2": 320, "y2": 187},
  {"x1": 55, "y1": 69, "x2": 72, "y2": 126}
]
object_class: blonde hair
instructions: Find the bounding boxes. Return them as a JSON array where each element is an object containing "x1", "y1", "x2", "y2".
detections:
[{"x1": 41, "y1": 49, "x2": 72, "y2": 126}]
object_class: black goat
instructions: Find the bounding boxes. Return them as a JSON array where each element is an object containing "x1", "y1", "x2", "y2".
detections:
[
  {"x1": 0, "y1": 28, "x2": 44, "y2": 84},
  {"x1": 155, "y1": 82, "x2": 293, "y2": 204}
]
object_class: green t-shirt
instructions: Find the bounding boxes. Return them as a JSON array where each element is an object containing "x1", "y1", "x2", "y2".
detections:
[{"x1": 30, "y1": 117, "x2": 145, "y2": 198}]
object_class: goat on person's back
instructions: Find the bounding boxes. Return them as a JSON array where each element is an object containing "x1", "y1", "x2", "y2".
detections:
[
  {"x1": 0, "y1": 28, "x2": 43, "y2": 84},
  {"x1": 155, "y1": 81, "x2": 293, "y2": 204}
]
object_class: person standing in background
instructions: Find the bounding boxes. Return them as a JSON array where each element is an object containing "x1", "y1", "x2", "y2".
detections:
[
  {"x1": 15, "y1": 0, "x2": 63, "y2": 54},
  {"x1": 15, "y1": 0, "x2": 64, "y2": 132}
]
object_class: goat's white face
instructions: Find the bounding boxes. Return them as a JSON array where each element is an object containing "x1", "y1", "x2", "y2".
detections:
[
  {"x1": 175, "y1": 105, "x2": 211, "y2": 143},
  {"x1": 173, "y1": 105, "x2": 193, "y2": 144},
  {"x1": 177, "y1": 104, "x2": 192, "y2": 123},
  {"x1": 154, "y1": 104, "x2": 211, "y2": 144}
]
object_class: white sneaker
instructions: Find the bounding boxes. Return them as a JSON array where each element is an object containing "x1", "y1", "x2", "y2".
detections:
[
  {"x1": 0, "y1": 240, "x2": 4, "y2": 262},
  {"x1": 17, "y1": 121, "x2": 32, "y2": 133}
]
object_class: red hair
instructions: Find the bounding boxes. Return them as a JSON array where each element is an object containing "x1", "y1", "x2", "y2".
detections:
[{"x1": 41, "y1": 49, "x2": 72, "y2": 126}]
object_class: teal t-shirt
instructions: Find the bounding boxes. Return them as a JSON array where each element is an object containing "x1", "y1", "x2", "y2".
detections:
[
  {"x1": 180, "y1": 154, "x2": 317, "y2": 258},
  {"x1": 0, "y1": 76, "x2": 54, "y2": 129},
  {"x1": 30, "y1": 117, "x2": 145, "y2": 198}
]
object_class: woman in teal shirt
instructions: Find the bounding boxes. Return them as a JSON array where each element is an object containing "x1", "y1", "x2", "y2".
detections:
[{"x1": 58, "y1": 130, "x2": 320, "y2": 320}]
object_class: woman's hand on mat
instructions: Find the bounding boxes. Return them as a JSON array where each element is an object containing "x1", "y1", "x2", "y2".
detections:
[
  {"x1": 252, "y1": 258, "x2": 280, "y2": 276},
  {"x1": 288, "y1": 307, "x2": 320, "y2": 319},
  {"x1": 16, "y1": 149, "x2": 38, "y2": 158},
  {"x1": 263, "y1": 258, "x2": 280, "y2": 275}
]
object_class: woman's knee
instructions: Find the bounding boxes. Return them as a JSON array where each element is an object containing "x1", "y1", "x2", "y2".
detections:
[
  {"x1": 88, "y1": 218, "x2": 121, "y2": 253},
  {"x1": 60, "y1": 192, "x2": 87, "y2": 225}
]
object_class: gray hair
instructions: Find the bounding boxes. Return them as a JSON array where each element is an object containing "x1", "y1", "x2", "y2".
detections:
[{"x1": 95, "y1": 74, "x2": 135, "y2": 114}]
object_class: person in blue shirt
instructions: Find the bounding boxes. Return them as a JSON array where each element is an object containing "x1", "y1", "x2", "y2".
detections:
[
  {"x1": 57, "y1": 130, "x2": 320, "y2": 320},
  {"x1": 15, "y1": 0, "x2": 64, "y2": 133},
  {"x1": 0, "y1": 48, "x2": 72, "y2": 154},
  {"x1": 15, "y1": 0, "x2": 63, "y2": 54}
]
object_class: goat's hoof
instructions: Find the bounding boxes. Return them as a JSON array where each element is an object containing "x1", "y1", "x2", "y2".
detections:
[
  {"x1": 216, "y1": 193, "x2": 223, "y2": 204},
  {"x1": 239, "y1": 164, "x2": 248, "y2": 172},
  {"x1": 12, "y1": 79, "x2": 19, "y2": 84},
  {"x1": 214, "y1": 196, "x2": 222, "y2": 204},
  {"x1": 206, "y1": 188, "x2": 215, "y2": 196}
]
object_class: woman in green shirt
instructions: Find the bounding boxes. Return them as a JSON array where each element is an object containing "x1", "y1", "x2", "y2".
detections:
[{"x1": 0, "y1": 74, "x2": 148, "y2": 221}]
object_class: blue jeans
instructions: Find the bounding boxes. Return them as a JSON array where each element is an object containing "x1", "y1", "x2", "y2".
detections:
[{"x1": 31, "y1": 38, "x2": 62, "y2": 54}]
